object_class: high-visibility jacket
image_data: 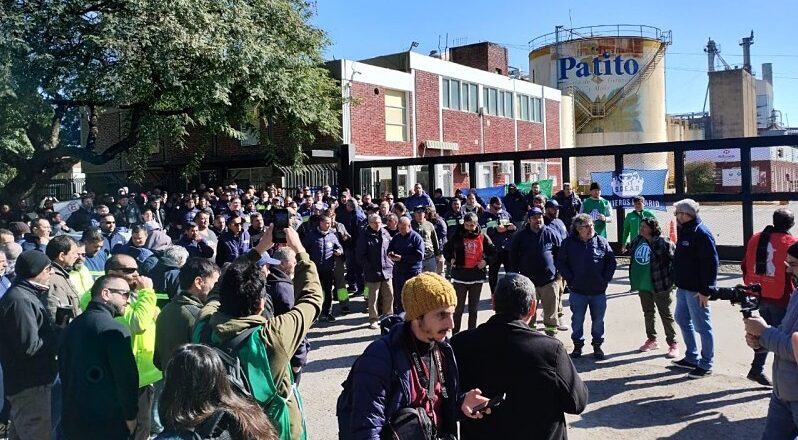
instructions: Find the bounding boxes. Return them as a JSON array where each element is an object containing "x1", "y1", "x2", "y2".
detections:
[{"x1": 742, "y1": 230, "x2": 797, "y2": 301}]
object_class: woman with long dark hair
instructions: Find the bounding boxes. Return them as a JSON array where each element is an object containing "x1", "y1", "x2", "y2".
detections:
[{"x1": 156, "y1": 344, "x2": 277, "y2": 440}]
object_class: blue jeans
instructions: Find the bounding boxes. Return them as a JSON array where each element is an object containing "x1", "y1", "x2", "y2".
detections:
[
  {"x1": 762, "y1": 394, "x2": 798, "y2": 439},
  {"x1": 570, "y1": 292, "x2": 607, "y2": 346},
  {"x1": 752, "y1": 302, "x2": 787, "y2": 375},
  {"x1": 674, "y1": 288, "x2": 714, "y2": 370}
]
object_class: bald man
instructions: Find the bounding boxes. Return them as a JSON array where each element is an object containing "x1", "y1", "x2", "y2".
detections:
[{"x1": 387, "y1": 217, "x2": 425, "y2": 314}]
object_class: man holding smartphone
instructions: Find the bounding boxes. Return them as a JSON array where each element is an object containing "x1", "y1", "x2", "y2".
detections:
[{"x1": 451, "y1": 273, "x2": 588, "y2": 439}]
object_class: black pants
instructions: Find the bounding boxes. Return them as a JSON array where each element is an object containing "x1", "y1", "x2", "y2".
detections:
[
  {"x1": 488, "y1": 249, "x2": 510, "y2": 294},
  {"x1": 319, "y1": 269, "x2": 334, "y2": 315}
]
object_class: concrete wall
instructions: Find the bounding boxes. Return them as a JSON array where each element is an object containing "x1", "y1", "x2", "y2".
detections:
[{"x1": 709, "y1": 69, "x2": 758, "y2": 138}]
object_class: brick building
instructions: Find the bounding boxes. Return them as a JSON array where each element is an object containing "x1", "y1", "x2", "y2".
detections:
[{"x1": 83, "y1": 42, "x2": 564, "y2": 196}]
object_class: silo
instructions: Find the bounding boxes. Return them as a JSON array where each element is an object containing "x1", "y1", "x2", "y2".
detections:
[{"x1": 529, "y1": 26, "x2": 671, "y2": 183}]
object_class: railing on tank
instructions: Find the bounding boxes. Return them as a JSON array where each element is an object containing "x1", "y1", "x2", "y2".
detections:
[{"x1": 529, "y1": 24, "x2": 670, "y2": 51}]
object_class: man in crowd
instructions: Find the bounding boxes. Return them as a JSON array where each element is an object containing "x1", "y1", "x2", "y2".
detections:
[
  {"x1": 303, "y1": 214, "x2": 344, "y2": 322},
  {"x1": 558, "y1": 213, "x2": 616, "y2": 359},
  {"x1": 100, "y1": 213, "x2": 128, "y2": 250},
  {"x1": 741, "y1": 208, "x2": 796, "y2": 386},
  {"x1": 0, "y1": 248, "x2": 10, "y2": 299},
  {"x1": 113, "y1": 225, "x2": 159, "y2": 275},
  {"x1": 45, "y1": 235, "x2": 83, "y2": 325},
  {"x1": 176, "y1": 222, "x2": 215, "y2": 259},
  {"x1": 339, "y1": 272, "x2": 489, "y2": 438},
  {"x1": 66, "y1": 195, "x2": 94, "y2": 231},
  {"x1": 59, "y1": 275, "x2": 139, "y2": 440},
  {"x1": 0, "y1": 250, "x2": 58, "y2": 439},
  {"x1": 451, "y1": 273, "x2": 588, "y2": 439},
  {"x1": 482, "y1": 196, "x2": 516, "y2": 294},
  {"x1": 405, "y1": 183, "x2": 434, "y2": 210},
  {"x1": 21, "y1": 218, "x2": 51, "y2": 252},
  {"x1": 412, "y1": 205, "x2": 442, "y2": 273},
  {"x1": 502, "y1": 183, "x2": 529, "y2": 226},
  {"x1": 248, "y1": 212, "x2": 266, "y2": 246},
  {"x1": 432, "y1": 188, "x2": 449, "y2": 215},
  {"x1": 622, "y1": 196, "x2": 656, "y2": 252},
  {"x1": 199, "y1": 226, "x2": 320, "y2": 439},
  {"x1": 544, "y1": 200, "x2": 568, "y2": 240},
  {"x1": 444, "y1": 198, "x2": 464, "y2": 241},
  {"x1": 356, "y1": 214, "x2": 394, "y2": 329},
  {"x1": 194, "y1": 211, "x2": 218, "y2": 257},
  {"x1": 115, "y1": 192, "x2": 142, "y2": 229},
  {"x1": 154, "y1": 258, "x2": 220, "y2": 371},
  {"x1": 150, "y1": 245, "x2": 189, "y2": 307},
  {"x1": 509, "y1": 208, "x2": 563, "y2": 335},
  {"x1": 216, "y1": 213, "x2": 251, "y2": 266},
  {"x1": 553, "y1": 182, "x2": 582, "y2": 231},
  {"x1": 81, "y1": 227, "x2": 109, "y2": 280},
  {"x1": 671, "y1": 199, "x2": 719, "y2": 379},
  {"x1": 580, "y1": 182, "x2": 612, "y2": 238},
  {"x1": 629, "y1": 217, "x2": 680, "y2": 359},
  {"x1": 387, "y1": 217, "x2": 424, "y2": 314}
]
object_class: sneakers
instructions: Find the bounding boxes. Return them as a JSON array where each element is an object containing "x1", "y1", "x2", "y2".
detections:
[
  {"x1": 570, "y1": 345, "x2": 583, "y2": 358},
  {"x1": 340, "y1": 305, "x2": 351, "y2": 315},
  {"x1": 368, "y1": 321, "x2": 380, "y2": 330},
  {"x1": 322, "y1": 313, "x2": 336, "y2": 322},
  {"x1": 687, "y1": 367, "x2": 713, "y2": 379},
  {"x1": 747, "y1": 371, "x2": 773, "y2": 387},
  {"x1": 666, "y1": 343, "x2": 680, "y2": 359},
  {"x1": 592, "y1": 345, "x2": 606, "y2": 360},
  {"x1": 671, "y1": 358, "x2": 698, "y2": 370},
  {"x1": 557, "y1": 317, "x2": 570, "y2": 331},
  {"x1": 639, "y1": 339, "x2": 659, "y2": 352},
  {"x1": 544, "y1": 326, "x2": 557, "y2": 336}
]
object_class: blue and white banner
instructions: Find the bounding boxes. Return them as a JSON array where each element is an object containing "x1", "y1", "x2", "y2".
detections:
[{"x1": 590, "y1": 169, "x2": 669, "y2": 211}]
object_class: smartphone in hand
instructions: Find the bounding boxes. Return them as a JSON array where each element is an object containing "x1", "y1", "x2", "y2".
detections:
[{"x1": 471, "y1": 393, "x2": 506, "y2": 415}]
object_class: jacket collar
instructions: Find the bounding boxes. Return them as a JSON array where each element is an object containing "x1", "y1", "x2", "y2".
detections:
[
  {"x1": 485, "y1": 313, "x2": 533, "y2": 329},
  {"x1": 86, "y1": 300, "x2": 118, "y2": 316}
]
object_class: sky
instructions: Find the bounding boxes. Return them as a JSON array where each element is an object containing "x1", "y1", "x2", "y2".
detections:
[{"x1": 313, "y1": 0, "x2": 798, "y2": 126}]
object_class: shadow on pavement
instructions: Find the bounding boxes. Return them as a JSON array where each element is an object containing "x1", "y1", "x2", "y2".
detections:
[
  {"x1": 663, "y1": 413, "x2": 765, "y2": 439},
  {"x1": 309, "y1": 334, "x2": 379, "y2": 350},
  {"x1": 309, "y1": 323, "x2": 368, "y2": 337},
  {"x1": 304, "y1": 353, "x2": 361, "y2": 374}
]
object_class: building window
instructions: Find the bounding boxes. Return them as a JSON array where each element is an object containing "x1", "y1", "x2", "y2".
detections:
[
  {"x1": 483, "y1": 87, "x2": 513, "y2": 118},
  {"x1": 385, "y1": 89, "x2": 407, "y2": 142},
  {"x1": 442, "y1": 78, "x2": 478, "y2": 112},
  {"x1": 517, "y1": 95, "x2": 542, "y2": 122},
  {"x1": 240, "y1": 126, "x2": 260, "y2": 146}
]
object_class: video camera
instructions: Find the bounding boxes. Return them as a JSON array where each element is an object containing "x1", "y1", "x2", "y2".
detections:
[{"x1": 707, "y1": 283, "x2": 762, "y2": 318}]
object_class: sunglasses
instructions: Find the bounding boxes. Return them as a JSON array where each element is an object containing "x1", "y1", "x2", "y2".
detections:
[
  {"x1": 109, "y1": 267, "x2": 138, "y2": 274},
  {"x1": 106, "y1": 288, "x2": 132, "y2": 298}
]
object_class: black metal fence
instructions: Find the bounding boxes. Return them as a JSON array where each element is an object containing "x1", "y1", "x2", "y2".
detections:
[
  {"x1": 346, "y1": 135, "x2": 798, "y2": 260},
  {"x1": 34, "y1": 177, "x2": 86, "y2": 202}
]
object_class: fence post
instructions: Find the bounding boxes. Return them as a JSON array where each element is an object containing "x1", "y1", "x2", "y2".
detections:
[
  {"x1": 391, "y1": 166, "x2": 399, "y2": 198},
  {"x1": 513, "y1": 158, "x2": 522, "y2": 185},
  {"x1": 614, "y1": 154, "x2": 624, "y2": 248},
  {"x1": 741, "y1": 146, "x2": 754, "y2": 246},
  {"x1": 468, "y1": 161, "x2": 477, "y2": 190}
]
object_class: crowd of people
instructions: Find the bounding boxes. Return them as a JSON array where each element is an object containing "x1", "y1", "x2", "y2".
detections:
[{"x1": 0, "y1": 178, "x2": 797, "y2": 439}]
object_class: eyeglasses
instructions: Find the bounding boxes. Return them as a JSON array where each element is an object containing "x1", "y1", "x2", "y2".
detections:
[
  {"x1": 674, "y1": 211, "x2": 688, "y2": 216},
  {"x1": 109, "y1": 267, "x2": 138, "y2": 274},
  {"x1": 104, "y1": 221, "x2": 115, "y2": 224},
  {"x1": 578, "y1": 224, "x2": 594, "y2": 229},
  {"x1": 106, "y1": 288, "x2": 132, "y2": 298}
]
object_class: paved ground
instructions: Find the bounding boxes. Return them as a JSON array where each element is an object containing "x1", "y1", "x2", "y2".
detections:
[{"x1": 300, "y1": 264, "x2": 774, "y2": 439}]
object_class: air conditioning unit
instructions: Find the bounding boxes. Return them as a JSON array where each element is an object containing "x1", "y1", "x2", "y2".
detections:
[{"x1": 478, "y1": 106, "x2": 486, "y2": 116}]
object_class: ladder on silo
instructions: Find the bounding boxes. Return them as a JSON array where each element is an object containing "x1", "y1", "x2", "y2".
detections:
[{"x1": 574, "y1": 33, "x2": 671, "y2": 133}]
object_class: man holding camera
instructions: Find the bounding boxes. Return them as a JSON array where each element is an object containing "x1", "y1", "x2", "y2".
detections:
[
  {"x1": 741, "y1": 208, "x2": 796, "y2": 387},
  {"x1": 745, "y1": 242, "x2": 798, "y2": 437}
]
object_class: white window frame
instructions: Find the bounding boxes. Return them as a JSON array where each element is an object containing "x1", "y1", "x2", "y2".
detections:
[
  {"x1": 384, "y1": 89, "x2": 408, "y2": 142},
  {"x1": 442, "y1": 78, "x2": 478, "y2": 113}
]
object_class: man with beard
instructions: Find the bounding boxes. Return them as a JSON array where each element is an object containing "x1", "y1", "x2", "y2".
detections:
[
  {"x1": 338, "y1": 272, "x2": 489, "y2": 438},
  {"x1": 175, "y1": 222, "x2": 214, "y2": 260},
  {"x1": 248, "y1": 212, "x2": 266, "y2": 247},
  {"x1": 113, "y1": 225, "x2": 160, "y2": 275},
  {"x1": 81, "y1": 227, "x2": 110, "y2": 280},
  {"x1": 59, "y1": 275, "x2": 138, "y2": 440},
  {"x1": 100, "y1": 213, "x2": 128, "y2": 250},
  {"x1": 45, "y1": 235, "x2": 83, "y2": 325}
]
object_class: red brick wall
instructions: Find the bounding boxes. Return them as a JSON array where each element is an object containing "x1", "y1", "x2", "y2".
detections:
[
  {"x1": 350, "y1": 81, "x2": 414, "y2": 157},
  {"x1": 415, "y1": 71, "x2": 440, "y2": 152},
  {"x1": 483, "y1": 116, "x2": 515, "y2": 153},
  {"x1": 452, "y1": 164, "x2": 470, "y2": 191},
  {"x1": 545, "y1": 99, "x2": 561, "y2": 149},
  {"x1": 449, "y1": 43, "x2": 509, "y2": 75},
  {"x1": 442, "y1": 110, "x2": 481, "y2": 155},
  {"x1": 517, "y1": 121, "x2": 545, "y2": 150}
]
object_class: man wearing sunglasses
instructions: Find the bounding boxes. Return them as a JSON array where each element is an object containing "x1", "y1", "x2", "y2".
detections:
[
  {"x1": 77, "y1": 254, "x2": 160, "y2": 440},
  {"x1": 216, "y1": 213, "x2": 251, "y2": 267},
  {"x1": 59, "y1": 274, "x2": 138, "y2": 440}
]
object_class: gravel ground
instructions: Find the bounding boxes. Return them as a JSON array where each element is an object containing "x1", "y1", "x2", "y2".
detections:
[{"x1": 299, "y1": 265, "x2": 771, "y2": 439}]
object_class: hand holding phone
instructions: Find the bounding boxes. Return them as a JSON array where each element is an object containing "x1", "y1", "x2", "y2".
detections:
[{"x1": 470, "y1": 392, "x2": 505, "y2": 415}]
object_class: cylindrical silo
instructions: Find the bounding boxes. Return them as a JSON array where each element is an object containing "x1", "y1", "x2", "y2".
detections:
[{"x1": 529, "y1": 25, "x2": 671, "y2": 184}]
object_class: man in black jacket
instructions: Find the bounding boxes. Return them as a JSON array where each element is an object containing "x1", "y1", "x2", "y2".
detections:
[
  {"x1": 356, "y1": 214, "x2": 394, "y2": 329},
  {"x1": 269, "y1": 246, "x2": 310, "y2": 384},
  {"x1": 451, "y1": 273, "x2": 588, "y2": 440},
  {"x1": 0, "y1": 250, "x2": 58, "y2": 440},
  {"x1": 59, "y1": 274, "x2": 139, "y2": 440}
]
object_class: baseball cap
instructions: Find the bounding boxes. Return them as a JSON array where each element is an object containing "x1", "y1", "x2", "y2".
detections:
[
  {"x1": 508, "y1": 183, "x2": 517, "y2": 189},
  {"x1": 528, "y1": 207, "x2": 544, "y2": 217},
  {"x1": 257, "y1": 254, "x2": 282, "y2": 267},
  {"x1": 413, "y1": 205, "x2": 427, "y2": 213},
  {"x1": 545, "y1": 200, "x2": 560, "y2": 209}
]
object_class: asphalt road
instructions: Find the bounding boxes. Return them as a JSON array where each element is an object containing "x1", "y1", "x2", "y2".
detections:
[{"x1": 299, "y1": 265, "x2": 773, "y2": 439}]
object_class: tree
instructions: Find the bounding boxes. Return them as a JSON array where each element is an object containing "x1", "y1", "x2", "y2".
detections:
[
  {"x1": 0, "y1": 0, "x2": 341, "y2": 204},
  {"x1": 684, "y1": 160, "x2": 717, "y2": 193}
]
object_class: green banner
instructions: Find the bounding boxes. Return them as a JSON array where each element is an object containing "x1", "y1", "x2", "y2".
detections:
[{"x1": 515, "y1": 179, "x2": 553, "y2": 198}]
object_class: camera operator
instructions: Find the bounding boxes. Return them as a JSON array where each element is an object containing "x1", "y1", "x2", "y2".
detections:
[
  {"x1": 741, "y1": 208, "x2": 797, "y2": 387},
  {"x1": 744, "y1": 242, "x2": 798, "y2": 437}
]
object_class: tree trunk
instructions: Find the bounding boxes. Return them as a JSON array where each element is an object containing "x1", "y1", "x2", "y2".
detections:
[{"x1": 0, "y1": 153, "x2": 78, "y2": 206}]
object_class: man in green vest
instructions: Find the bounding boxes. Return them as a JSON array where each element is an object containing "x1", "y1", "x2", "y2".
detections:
[
  {"x1": 622, "y1": 196, "x2": 656, "y2": 252},
  {"x1": 580, "y1": 182, "x2": 612, "y2": 238}
]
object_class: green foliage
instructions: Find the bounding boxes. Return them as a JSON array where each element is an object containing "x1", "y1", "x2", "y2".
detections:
[
  {"x1": 684, "y1": 160, "x2": 717, "y2": 193},
  {"x1": 0, "y1": 0, "x2": 340, "y2": 202}
]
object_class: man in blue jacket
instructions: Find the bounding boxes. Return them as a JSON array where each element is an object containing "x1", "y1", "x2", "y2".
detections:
[
  {"x1": 215, "y1": 213, "x2": 251, "y2": 267},
  {"x1": 482, "y1": 197, "x2": 517, "y2": 294},
  {"x1": 671, "y1": 198, "x2": 719, "y2": 379},
  {"x1": 356, "y1": 214, "x2": 394, "y2": 329},
  {"x1": 175, "y1": 222, "x2": 214, "y2": 260},
  {"x1": 557, "y1": 213, "x2": 616, "y2": 359},
  {"x1": 303, "y1": 214, "x2": 343, "y2": 321},
  {"x1": 337, "y1": 272, "x2": 489, "y2": 439},
  {"x1": 405, "y1": 183, "x2": 434, "y2": 211},
  {"x1": 508, "y1": 208, "x2": 562, "y2": 335},
  {"x1": 387, "y1": 217, "x2": 424, "y2": 314}
]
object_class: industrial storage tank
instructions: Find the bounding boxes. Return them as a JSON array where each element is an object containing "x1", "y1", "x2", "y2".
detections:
[{"x1": 529, "y1": 25, "x2": 671, "y2": 183}]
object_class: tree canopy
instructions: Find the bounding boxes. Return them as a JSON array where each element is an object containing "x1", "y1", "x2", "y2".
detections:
[{"x1": 0, "y1": 0, "x2": 341, "y2": 204}]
